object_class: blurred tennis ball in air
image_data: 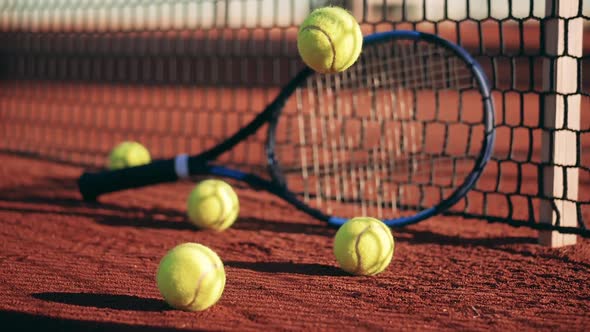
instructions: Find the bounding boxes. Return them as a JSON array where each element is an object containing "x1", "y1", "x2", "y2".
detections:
[
  {"x1": 186, "y1": 179, "x2": 239, "y2": 231},
  {"x1": 333, "y1": 216, "x2": 394, "y2": 276},
  {"x1": 107, "y1": 141, "x2": 151, "y2": 170},
  {"x1": 156, "y1": 242, "x2": 226, "y2": 311},
  {"x1": 297, "y1": 6, "x2": 363, "y2": 74}
]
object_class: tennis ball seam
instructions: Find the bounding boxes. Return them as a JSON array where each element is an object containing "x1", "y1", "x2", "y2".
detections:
[
  {"x1": 221, "y1": 186, "x2": 236, "y2": 220},
  {"x1": 374, "y1": 222, "x2": 395, "y2": 274},
  {"x1": 354, "y1": 225, "x2": 373, "y2": 274},
  {"x1": 207, "y1": 184, "x2": 230, "y2": 229},
  {"x1": 187, "y1": 180, "x2": 239, "y2": 231},
  {"x1": 334, "y1": 217, "x2": 394, "y2": 276},
  {"x1": 210, "y1": 185, "x2": 237, "y2": 229},
  {"x1": 300, "y1": 25, "x2": 336, "y2": 72},
  {"x1": 183, "y1": 255, "x2": 223, "y2": 310}
]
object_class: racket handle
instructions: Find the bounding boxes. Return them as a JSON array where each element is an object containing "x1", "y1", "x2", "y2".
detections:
[{"x1": 78, "y1": 158, "x2": 178, "y2": 201}]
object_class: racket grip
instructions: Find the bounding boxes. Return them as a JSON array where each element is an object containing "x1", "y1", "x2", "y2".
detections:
[{"x1": 78, "y1": 159, "x2": 178, "y2": 201}]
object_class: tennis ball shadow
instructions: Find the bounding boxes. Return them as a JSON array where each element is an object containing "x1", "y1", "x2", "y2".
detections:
[
  {"x1": 0, "y1": 310, "x2": 185, "y2": 332},
  {"x1": 225, "y1": 261, "x2": 348, "y2": 277},
  {"x1": 32, "y1": 292, "x2": 170, "y2": 312}
]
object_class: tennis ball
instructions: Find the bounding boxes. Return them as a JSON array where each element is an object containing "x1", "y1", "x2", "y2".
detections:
[
  {"x1": 187, "y1": 179, "x2": 239, "y2": 231},
  {"x1": 297, "y1": 6, "x2": 363, "y2": 74},
  {"x1": 333, "y1": 217, "x2": 394, "y2": 276},
  {"x1": 156, "y1": 242, "x2": 226, "y2": 311},
  {"x1": 108, "y1": 141, "x2": 151, "y2": 170}
]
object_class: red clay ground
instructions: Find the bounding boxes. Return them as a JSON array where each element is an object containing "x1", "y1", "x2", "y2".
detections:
[{"x1": 0, "y1": 151, "x2": 589, "y2": 331}]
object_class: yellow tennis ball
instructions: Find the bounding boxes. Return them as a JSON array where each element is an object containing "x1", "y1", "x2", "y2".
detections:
[
  {"x1": 187, "y1": 179, "x2": 239, "y2": 231},
  {"x1": 333, "y1": 217, "x2": 395, "y2": 276},
  {"x1": 156, "y1": 242, "x2": 226, "y2": 312},
  {"x1": 108, "y1": 141, "x2": 151, "y2": 170},
  {"x1": 297, "y1": 6, "x2": 363, "y2": 74}
]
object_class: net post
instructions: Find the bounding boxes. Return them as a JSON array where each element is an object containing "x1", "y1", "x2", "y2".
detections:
[{"x1": 539, "y1": 0, "x2": 582, "y2": 247}]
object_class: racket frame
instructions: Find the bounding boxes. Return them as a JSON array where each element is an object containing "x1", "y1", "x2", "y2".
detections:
[{"x1": 78, "y1": 30, "x2": 495, "y2": 228}]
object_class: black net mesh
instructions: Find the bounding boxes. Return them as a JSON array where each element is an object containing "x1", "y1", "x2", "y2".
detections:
[{"x1": 0, "y1": 0, "x2": 587, "y2": 236}]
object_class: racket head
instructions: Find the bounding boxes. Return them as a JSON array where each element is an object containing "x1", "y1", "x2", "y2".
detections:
[{"x1": 266, "y1": 30, "x2": 495, "y2": 227}]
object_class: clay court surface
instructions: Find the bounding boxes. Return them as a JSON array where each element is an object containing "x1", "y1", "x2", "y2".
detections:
[
  {"x1": 1, "y1": 21, "x2": 589, "y2": 330},
  {"x1": 0, "y1": 150, "x2": 589, "y2": 331}
]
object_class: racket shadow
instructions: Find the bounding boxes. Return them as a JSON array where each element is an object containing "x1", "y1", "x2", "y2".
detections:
[
  {"x1": 225, "y1": 261, "x2": 348, "y2": 277},
  {"x1": 90, "y1": 210, "x2": 193, "y2": 231},
  {"x1": 232, "y1": 217, "x2": 334, "y2": 236},
  {"x1": 396, "y1": 228, "x2": 536, "y2": 248},
  {"x1": 32, "y1": 292, "x2": 169, "y2": 312},
  {"x1": 0, "y1": 178, "x2": 331, "y2": 233},
  {"x1": 0, "y1": 194, "x2": 194, "y2": 231},
  {"x1": 396, "y1": 228, "x2": 590, "y2": 269},
  {"x1": 0, "y1": 177, "x2": 194, "y2": 230}
]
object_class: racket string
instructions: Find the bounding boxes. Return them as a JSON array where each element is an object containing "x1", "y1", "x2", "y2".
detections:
[
  {"x1": 276, "y1": 39, "x2": 486, "y2": 218},
  {"x1": 321, "y1": 46, "x2": 477, "y2": 92}
]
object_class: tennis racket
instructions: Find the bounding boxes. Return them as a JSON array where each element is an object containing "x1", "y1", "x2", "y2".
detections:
[{"x1": 78, "y1": 30, "x2": 495, "y2": 228}]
